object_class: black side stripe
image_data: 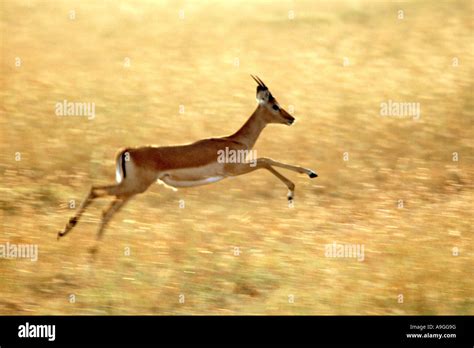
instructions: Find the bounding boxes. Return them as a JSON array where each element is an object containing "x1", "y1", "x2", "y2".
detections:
[{"x1": 121, "y1": 151, "x2": 127, "y2": 179}]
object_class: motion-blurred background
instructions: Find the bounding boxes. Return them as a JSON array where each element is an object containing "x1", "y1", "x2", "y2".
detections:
[{"x1": 0, "y1": 0, "x2": 472, "y2": 314}]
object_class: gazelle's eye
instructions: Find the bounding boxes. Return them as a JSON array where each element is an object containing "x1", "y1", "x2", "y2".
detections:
[{"x1": 272, "y1": 104, "x2": 280, "y2": 111}]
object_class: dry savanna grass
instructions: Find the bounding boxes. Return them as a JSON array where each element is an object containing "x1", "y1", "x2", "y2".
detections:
[{"x1": 0, "y1": 0, "x2": 473, "y2": 315}]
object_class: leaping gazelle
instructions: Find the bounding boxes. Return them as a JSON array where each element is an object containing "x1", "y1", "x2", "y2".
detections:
[{"x1": 58, "y1": 76, "x2": 318, "y2": 240}]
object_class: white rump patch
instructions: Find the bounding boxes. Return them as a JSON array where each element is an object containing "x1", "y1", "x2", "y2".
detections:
[{"x1": 116, "y1": 160, "x2": 122, "y2": 183}]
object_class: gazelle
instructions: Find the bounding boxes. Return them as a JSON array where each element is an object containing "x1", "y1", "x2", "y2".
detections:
[{"x1": 58, "y1": 76, "x2": 318, "y2": 240}]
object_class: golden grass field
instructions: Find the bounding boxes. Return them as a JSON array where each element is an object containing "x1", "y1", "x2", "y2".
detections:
[{"x1": 0, "y1": 0, "x2": 473, "y2": 315}]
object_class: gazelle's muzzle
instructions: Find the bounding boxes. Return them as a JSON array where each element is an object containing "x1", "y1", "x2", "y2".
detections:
[{"x1": 282, "y1": 109, "x2": 295, "y2": 125}]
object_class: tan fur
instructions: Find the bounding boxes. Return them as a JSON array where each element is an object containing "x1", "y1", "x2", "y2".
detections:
[{"x1": 58, "y1": 77, "x2": 317, "y2": 241}]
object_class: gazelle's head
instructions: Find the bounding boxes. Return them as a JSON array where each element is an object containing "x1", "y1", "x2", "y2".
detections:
[{"x1": 251, "y1": 75, "x2": 295, "y2": 126}]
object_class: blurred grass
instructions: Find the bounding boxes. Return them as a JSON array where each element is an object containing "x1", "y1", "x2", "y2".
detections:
[{"x1": 0, "y1": 0, "x2": 473, "y2": 314}]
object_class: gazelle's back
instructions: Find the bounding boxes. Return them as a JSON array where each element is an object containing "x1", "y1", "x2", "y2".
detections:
[{"x1": 123, "y1": 138, "x2": 246, "y2": 172}]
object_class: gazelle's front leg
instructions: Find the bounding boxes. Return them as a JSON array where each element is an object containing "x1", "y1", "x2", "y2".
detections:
[
  {"x1": 227, "y1": 158, "x2": 317, "y2": 200},
  {"x1": 266, "y1": 166, "x2": 296, "y2": 201},
  {"x1": 259, "y1": 157, "x2": 318, "y2": 178},
  {"x1": 226, "y1": 159, "x2": 295, "y2": 200}
]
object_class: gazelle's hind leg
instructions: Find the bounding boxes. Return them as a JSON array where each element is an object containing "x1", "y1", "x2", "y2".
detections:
[
  {"x1": 88, "y1": 195, "x2": 132, "y2": 256},
  {"x1": 58, "y1": 183, "x2": 131, "y2": 239},
  {"x1": 96, "y1": 196, "x2": 131, "y2": 240}
]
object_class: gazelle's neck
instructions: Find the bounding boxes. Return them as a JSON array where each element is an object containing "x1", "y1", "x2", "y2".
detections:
[{"x1": 228, "y1": 106, "x2": 267, "y2": 149}]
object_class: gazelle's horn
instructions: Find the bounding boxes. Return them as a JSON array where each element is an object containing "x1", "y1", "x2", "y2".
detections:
[
  {"x1": 251, "y1": 75, "x2": 263, "y2": 87},
  {"x1": 255, "y1": 76, "x2": 267, "y2": 89}
]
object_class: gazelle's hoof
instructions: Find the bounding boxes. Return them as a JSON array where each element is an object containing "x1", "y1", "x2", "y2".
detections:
[
  {"x1": 287, "y1": 190, "x2": 294, "y2": 201},
  {"x1": 309, "y1": 171, "x2": 318, "y2": 178},
  {"x1": 89, "y1": 246, "x2": 99, "y2": 255},
  {"x1": 69, "y1": 217, "x2": 78, "y2": 226}
]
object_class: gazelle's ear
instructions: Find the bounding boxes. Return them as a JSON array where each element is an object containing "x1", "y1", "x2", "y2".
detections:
[{"x1": 256, "y1": 88, "x2": 270, "y2": 104}]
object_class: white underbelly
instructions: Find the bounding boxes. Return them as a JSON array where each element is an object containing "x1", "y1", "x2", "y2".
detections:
[
  {"x1": 157, "y1": 162, "x2": 225, "y2": 189},
  {"x1": 159, "y1": 175, "x2": 224, "y2": 188}
]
